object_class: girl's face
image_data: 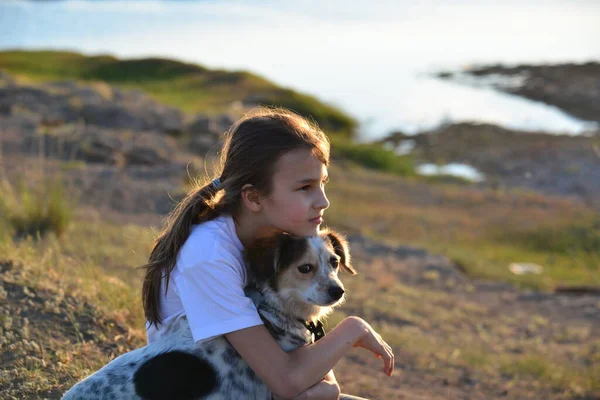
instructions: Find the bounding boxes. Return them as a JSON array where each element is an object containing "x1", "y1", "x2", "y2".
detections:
[{"x1": 261, "y1": 148, "x2": 330, "y2": 237}]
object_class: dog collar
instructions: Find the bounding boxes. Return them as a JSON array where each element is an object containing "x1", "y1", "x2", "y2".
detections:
[{"x1": 302, "y1": 320, "x2": 325, "y2": 342}]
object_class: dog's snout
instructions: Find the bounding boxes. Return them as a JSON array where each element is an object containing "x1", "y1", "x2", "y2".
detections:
[{"x1": 328, "y1": 286, "x2": 345, "y2": 301}]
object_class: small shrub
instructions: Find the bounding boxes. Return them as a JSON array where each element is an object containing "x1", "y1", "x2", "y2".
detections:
[
  {"x1": 0, "y1": 177, "x2": 74, "y2": 238},
  {"x1": 331, "y1": 137, "x2": 416, "y2": 176}
]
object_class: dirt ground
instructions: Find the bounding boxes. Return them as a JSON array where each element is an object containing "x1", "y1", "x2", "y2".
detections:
[{"x1": 2, "y1": 230, "x2": 599, "y2": 399}]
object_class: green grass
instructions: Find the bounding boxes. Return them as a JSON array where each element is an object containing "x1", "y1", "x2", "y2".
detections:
[
  {"x1": 495, "y1": 219, "x2": 600, "y2": 255},
  {"x1": 0, "y1": 50, "x2": 357, "y2": 135}
]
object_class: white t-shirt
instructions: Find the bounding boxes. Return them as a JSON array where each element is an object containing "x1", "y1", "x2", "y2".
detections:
[{"x1": 146, "y1": 214, "x2": 263, "y2": 344}]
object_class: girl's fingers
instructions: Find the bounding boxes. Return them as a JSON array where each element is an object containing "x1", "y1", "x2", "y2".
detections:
[
  {"x1": 381, "y1": 347, "x2": 394, "y2": 376},
  {"x1": 383, "y1": 355, "x2": 392, "y2": 376}
]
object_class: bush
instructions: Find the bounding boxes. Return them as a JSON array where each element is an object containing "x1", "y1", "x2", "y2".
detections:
[
  {"x1": 0, "y1": 177, "x2": 74, "y2": 238},
  {"x1": 330, "y1": 137, "x2": 416, "y2": 176}
]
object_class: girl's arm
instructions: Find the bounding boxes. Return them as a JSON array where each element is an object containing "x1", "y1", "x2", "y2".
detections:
[
  {"x1": 275, "y1": 370, "x2": 339, "y2": 400},
  {"x1": 226, "y1": 316, "x2": 394, "y2": 399},
  {"x1": 290, "y1": 378, "x2": 339, "y2": 400}
]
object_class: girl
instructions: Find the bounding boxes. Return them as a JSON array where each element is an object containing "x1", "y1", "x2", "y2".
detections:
[{"x1": 142, "y1": 107, "x2": 394, "y2": 399}]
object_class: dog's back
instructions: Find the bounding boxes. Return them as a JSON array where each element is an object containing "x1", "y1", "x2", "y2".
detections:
[{"x1": 62, "y1": 315, "x2": 273, "y2": 400}]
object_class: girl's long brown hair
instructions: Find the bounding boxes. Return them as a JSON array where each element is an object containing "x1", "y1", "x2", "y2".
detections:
[{"x1": 142, "y1": 107, "x2": 331, "y2": 327}]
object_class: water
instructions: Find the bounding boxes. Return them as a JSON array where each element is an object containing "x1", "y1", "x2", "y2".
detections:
[
  {"x1": 416, "y1": 163, "x2": 485, "y2": 182},
  {"x1": 1, "y1": 0, "x2": 600, "y2": 140}
]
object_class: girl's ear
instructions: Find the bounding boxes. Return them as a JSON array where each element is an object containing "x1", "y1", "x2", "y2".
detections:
[
  {"x1": 241, "y1": 183, "x2": 262, "y2": 213},
  {"x1": 324, "y1": 230, "x2": 356, "y2": 275}
]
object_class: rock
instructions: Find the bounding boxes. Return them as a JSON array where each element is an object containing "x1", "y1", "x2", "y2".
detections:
[
  {"x1": 79, "y1": 134, "x2": 122, "y2": 164},
  {"x1": 190, "y1": 134, "x2": 220, "y2": 155},
  {"x1": 124, "y1": 146, "x2": 168, "y2": 166},
  {"x1": 186, "y1": 113, "x2": 233, "y2": 136},
  {"x1": 20, "y1": 124, "x2": 178, "y2": 167},
  {"x1": 186, "y1": 115, "x2": 214, "y2": 134},
  {"x1": 80, "y1": 103, "x2": 147, "y2": 131},
  {"x1": 455, "y1": 62, "x2": 600, "y2": 124},
  {"x1": 0, "y1": 71, "x2": 184, "y2": 134}
]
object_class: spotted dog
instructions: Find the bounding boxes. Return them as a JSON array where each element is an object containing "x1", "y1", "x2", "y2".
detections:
[{"x1": 62, "y1": 229, "x2": 355, "y2": 400}]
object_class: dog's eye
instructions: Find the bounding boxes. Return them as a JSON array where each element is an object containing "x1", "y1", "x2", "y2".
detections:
[
  {"x1": 298, "y1": 264, "x2": 313, "y2": 274},
  {"x1": 330, "y1": 257, "x2": 339, "y2": 268}
]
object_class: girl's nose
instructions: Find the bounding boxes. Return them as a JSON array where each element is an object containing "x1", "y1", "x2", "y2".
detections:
[{"x1": 315, "y1": 188, "x2": 330, "y2": 210}]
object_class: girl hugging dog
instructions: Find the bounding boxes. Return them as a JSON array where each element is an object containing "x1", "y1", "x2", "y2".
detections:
[{"x1": 63, "y1": 107, "x2": 394, "y2": 400}]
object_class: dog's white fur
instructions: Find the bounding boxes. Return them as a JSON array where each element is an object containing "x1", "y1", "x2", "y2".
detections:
[{"x1": 62, "y1": 229, "x2": 355, "y2": 400}]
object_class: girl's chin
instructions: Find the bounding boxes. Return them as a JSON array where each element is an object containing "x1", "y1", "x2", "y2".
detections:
[{"x1": 289, "y1": 225, "x2": 320, "y2": 237}]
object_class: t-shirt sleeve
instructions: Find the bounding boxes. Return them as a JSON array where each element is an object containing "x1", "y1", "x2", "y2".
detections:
[{"x1": 173, "y1": 254, "x2": 263, "y2": 343}]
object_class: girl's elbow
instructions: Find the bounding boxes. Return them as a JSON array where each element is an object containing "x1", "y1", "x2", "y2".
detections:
[{"x1": 269, "y1": 372, "x2": 304, "y2": 399}]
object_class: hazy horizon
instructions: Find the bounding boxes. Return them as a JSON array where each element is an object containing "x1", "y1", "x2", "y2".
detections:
[{"x1": 2, "y1": 0, "x2": 599, "y2": 138}]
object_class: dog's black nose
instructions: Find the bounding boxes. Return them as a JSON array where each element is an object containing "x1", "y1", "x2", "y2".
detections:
[{"x1": 328, "y1": 286, "x2": 345, "y2": 301}]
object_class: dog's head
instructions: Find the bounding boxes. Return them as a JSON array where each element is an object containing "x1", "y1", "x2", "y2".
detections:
[{"x1": 245, "y1": 229, "x2": 356, "y2": 320}]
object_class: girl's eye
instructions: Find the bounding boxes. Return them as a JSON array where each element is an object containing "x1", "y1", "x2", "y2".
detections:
[
  {"x1": 299, "y1": 185, "x2": 311, "y2": 191},
  {"x1": 330, "y1": 257, "x2": 339, "y2": 268},
  {"x1": 298, "y1": 264, "x2": 313, "y2": 274}
]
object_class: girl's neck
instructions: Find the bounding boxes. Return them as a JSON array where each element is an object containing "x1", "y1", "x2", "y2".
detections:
[{"x1": 232, "y1": 209, "x2": 276, "y2": 249}]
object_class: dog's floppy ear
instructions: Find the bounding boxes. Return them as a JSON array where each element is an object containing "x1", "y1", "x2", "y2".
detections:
[
  {"x1": 245, "y1": 235, "x2": 280, "y2": 283},
  {"x1": 245, "y1": 233, "x2": 303, "y2": 283},
  {"x1": 324, "y1": 229, "x2": 356, "y2": 275}
]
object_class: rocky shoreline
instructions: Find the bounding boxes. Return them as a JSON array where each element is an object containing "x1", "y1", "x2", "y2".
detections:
[
  {"x1": 437, "y1": 62, "x2": 600, "y2": 125},
  {"x1": 381, "y1": 123, "x2": 600, "y2": 209}
]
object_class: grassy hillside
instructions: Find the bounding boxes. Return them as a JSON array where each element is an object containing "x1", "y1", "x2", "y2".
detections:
[{"x1": 0, "y1": 50, "x2": 357, "y2": 135}]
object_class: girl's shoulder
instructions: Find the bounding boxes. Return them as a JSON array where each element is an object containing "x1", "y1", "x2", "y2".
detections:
[{"x1": 177, "y1": 214, "x2": 245, "y2": 270}]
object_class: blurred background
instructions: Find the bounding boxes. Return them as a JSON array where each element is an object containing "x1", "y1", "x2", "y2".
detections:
[{"x1": 0, "y1": 1, "x2": 599, "y2": 399}]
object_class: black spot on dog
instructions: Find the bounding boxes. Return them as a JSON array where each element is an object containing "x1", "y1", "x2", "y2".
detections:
[
  {"x1": 204, "y1": 343, "x2": 215, "y2": 356},
  {"x1": 133, "y1": 351, "x2": 217, "y2": 400},
  {"x1": 128, "y1": 362, "x2": 137, "y2": 368},
  {"x1": 88, "y1": 379, "x2": 102, "y2": 396},
  {"x1": 261, "y1": 316, "x2": 285, "y2": 339},
  {"x1": 221, "y1": 346, "x2": 240, "y2": 364},
  {"x1": 227, "y1": 370, "x2": 236, "y2": 381},
  {"x1": 245, "y1": 365, "x2": 257, "y2": 380},
  {"x1": 106, "y1": 371, "x2": 127, "y2": 386}
]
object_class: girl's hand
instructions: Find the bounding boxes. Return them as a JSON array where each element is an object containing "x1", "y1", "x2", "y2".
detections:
[
  {"x1": 347, "y1": 316, "x2": 395, "y2": 376},
  {"x1": 322, "y1": 369, "x2": 337, "y2": 384}
]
